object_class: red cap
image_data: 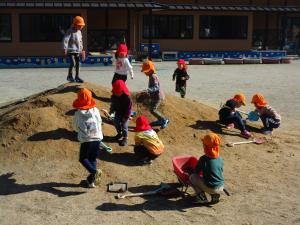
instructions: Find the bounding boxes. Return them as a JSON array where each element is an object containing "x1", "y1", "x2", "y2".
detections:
[
  {"x1": 117, "y1": 43, "x2": 128, "y2": 57},
  {"x1": 134, "y1": 116, "x2": 152, "y2": 132},
  {"x1": 112, "y1": 80, "x2": 130, "y2": 96},
  {"x1": 177, "y1": 59, "x2": 186, "y2": 65}
]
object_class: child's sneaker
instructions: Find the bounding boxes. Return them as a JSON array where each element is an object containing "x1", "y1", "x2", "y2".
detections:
[
  {"x1": 86, "y1": 174, "x2": 96, "y2": 188},
  {"x1": 226, "y1": 123, "x2": 235, "y2": 129},
  {"x1": 210, "y1": 193, "x2": 221, "y2": 204},
  {"x1": 160, "y1": 119, "x2": 169, "y2": 129},
  {"x1": 193, "y1": 193, "x2": 208, "y2": 204},
  {"x1": 75, "y1": 77, "x2": 84, "y2": 83},
  {"x1": 94, "y1": 169, "x2": 102, "y2": 185},
  {"x1": 119, "y1": 137, "x2": 128, "y2": 146},
  {"x1": 261, "y1": 128, "x2": 273, "y2": 135},
  {"x1": 67, "y1": 76, "x2": 75, "y2": 82},
  {"x1": 240, "y1": 130, "x2": 252, "y2": 139}
]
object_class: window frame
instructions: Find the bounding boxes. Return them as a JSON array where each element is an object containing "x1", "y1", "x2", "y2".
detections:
[
  {"x1": 0, "y1": 14, "x2": 12, "y2": 42},
  {"x1": 199, "y1": 15, "x2": 248, "y2": 40},
  {"x1": 143, "y1": 15, "x2": 194, "y2": 39},
  {"x1": 19, "y1": 13, "x2": 77, "y2": 42}
]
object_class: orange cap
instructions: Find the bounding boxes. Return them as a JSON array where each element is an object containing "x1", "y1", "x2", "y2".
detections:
[
  {"x1": 251, "y1": 93, "x2": 267, "y2": 107},
  {"x1": 202, "y1": 132, "x2": 221, "y2": 158},
  {"x1": 141, "y1": 60, "x2": 156, "y2": 74},
  {"x1": 73, "y1": 88, "x2": 96, "y2": 110},
  {"x1": 73, "y1": 16, "x2": 85, "y2": 26},
  {"x1": 233, "y1": 93, "x2": 246, "y2": 106}
]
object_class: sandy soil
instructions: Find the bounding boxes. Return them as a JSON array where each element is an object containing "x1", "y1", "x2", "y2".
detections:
[{"x1": 0, "y1": 82, "x2": 299, "y2": 225}]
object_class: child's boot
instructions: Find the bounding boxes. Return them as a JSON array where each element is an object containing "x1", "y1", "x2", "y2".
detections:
[
  {"x1": 210, "y1": 193, "x2": 221, "y2": 204},
  {"x1": 193, "y1": 192, "x2": 208, "y2": 204},
  {"x1": 120, "y1": 137, "x2": 128, "y2": 146},
  {"x1": 240, "y1": 130, "x2": 252, "y2": 139},
  {"x1": 67, "y1": 75, "x2": 75, "y2": 82},
  {"x1": 114, "y1": 133, "x2": 123, "y2": 141},
  {"x1": 160, "y1": 119, "x2": 169, "y2": 129},
  {"x1": 75, "y1": 76, "x2": 84, "y2": 83}
]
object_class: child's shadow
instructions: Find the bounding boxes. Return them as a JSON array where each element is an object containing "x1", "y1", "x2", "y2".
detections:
[
  {"x1": 189, "y1": 120, "x2": 223, "y2": 134},
  {"x1": 100, "y1": 151, "x2": 142, "y2": 167},
  {"x1": 92, "y1": 92, "x2": 111, "y2": 103},
  {"x1": 0, "y1": 173, "x2": 85, "y2": 197},
  {"x1": 28, "y1": 128, "x2": 77, "y2": 142}
]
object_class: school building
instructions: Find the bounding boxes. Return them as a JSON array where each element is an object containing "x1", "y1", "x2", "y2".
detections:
[{"x1": 0, "y1": 0, "x2": 300, "y2": 57}]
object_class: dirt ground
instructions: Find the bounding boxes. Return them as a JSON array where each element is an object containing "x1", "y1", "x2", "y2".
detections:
[{"x1": 0, "y1": 82, "x2": 299, "y2": 225}]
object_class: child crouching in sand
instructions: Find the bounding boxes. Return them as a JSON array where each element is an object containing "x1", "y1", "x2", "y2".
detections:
[
  {"x1": 189, "y1": 132, "x2": 224, "y2": 204},
  {"x1": 251, "y1": 93, "x2": 281, "y2": 135},
  {"x1": 73, "y1": 88, "x2": 103, "y2": 188},
  {"x1": 134, "y1": 116, "x2": 164, "y2": 165},
  {"x1": 218, "y1": 93, "x2": 252, "y2": 139}
]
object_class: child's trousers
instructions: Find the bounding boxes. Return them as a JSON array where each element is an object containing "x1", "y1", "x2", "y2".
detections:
[
  {"x1": 189, "y1": 174, "x2": 223, "y2": 195},
  {"x1": 68, "y1": 53, "x2": 80, "y2": 78},
  {"x1": 79, "y1": 141, "x2": 100, "y2": 175},
  {"x1": 150, "y1": 100, "x2": 165, "y2": 121},
  {"x1": 221, "y1": 112, "x2": 246, "y2": 132},
  {"x1": 260, "y1": 115, "x2": 280, "y2": 131},
  {"x1": 113, "y1": 114, "x2": 129, "y2": 138}
]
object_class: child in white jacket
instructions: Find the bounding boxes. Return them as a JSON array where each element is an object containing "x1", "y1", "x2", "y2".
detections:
[{"x1": 73, "y1": 88, "x2": 103, "y2": 188}]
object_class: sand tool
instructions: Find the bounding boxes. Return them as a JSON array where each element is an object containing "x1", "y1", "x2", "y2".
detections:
[
  {"x1": 226, "y1": 137, "x2": 266, "y2": 147},
  {"x1": 115, "y1": 183, "x2": 172, "y2": 199},
  {"x1": 236, "y1": 110, "x2": 260, "y2": 122},
  {"x1": 100, "y1": 142, "x2": 112, "y2": 153}
]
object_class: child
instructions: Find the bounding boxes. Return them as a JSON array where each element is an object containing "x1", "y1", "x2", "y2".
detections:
[
  {"x1": 111, "y1": 43, "x2": 134, "y2": 84},
  {"x1": 110, "y1": 80, "x2": 132, "y2": 146},
  {"x1": 189, "y1": 132, "x2": 224, "y2": 204},
  {"x1": 63, "y1": 16, "x2": 85, "y2": 83},
  {"x1": 134, "y1": 116, "x2": 164, "y2": 164},
  {"x1": 141, "y1": 59, "x2": 169, "y2": 129},
  {"x1": 172, "y1": 59, "x2": 190, "y2": 98},
  {"x1": 218, "y1": 93, "x2": 252, "y2": 139},
  {"x1": 73, "y1": 88, "x2": 103, "y2": 188},
  {"x1": 251, "y1": 93, "x2": 281, "y2": 135}
]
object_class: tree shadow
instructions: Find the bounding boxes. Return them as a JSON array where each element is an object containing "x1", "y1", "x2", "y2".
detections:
[
  {"x1": 100, "y1": 151, "x2": 142, "y2": 167},
  {"x1": 28, "y1": 128, "x2": 77, "y2": 142},
  {"x1": 0, "y1": 173, "x2": 85, "y2": 197}
]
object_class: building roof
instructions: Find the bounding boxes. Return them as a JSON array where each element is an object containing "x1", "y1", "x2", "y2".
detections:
[
  {"x1": 0, "y1": 1, "x2": 166, "y2": 9},
  {"x1": 167, "y1": 4, "x2": 300, "y2": 12}
]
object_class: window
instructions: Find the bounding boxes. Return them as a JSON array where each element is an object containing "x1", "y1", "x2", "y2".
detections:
[
  {"x1": 143, "y1": 15, "x2": 193, "y2": 39},
  {"x1": 0, "y1": 14, "x2": 12, "y2": 41},
  {"x1": 199, "y1": 16, "x2": 248, "y2": 39},
  {"x1": 88, "y1": 30, "x2": 127, "y2": 51},
  {"x1": 20, "y1": 14, "x2": 76, "y2": 42}
]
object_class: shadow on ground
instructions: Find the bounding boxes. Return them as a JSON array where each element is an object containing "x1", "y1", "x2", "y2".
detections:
[
  {"x1": 28, "y1": 128, "x2": 77, "y2": 142},
  {"x1": 0, "y1": 173, "x2": 85, "y2": 197}
]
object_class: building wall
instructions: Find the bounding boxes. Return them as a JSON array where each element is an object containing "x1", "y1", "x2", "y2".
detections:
[
  {"x1": 0, "y1": 8, "x2": 87, "y2": 56},
  {"x1": 139, "y1": 10, "x2": 253, "y2": 51}
]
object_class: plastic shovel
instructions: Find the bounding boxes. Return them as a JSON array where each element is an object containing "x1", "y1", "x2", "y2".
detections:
[{"x1": 226, "y1": 137, "x2": 266, "y2": 147}]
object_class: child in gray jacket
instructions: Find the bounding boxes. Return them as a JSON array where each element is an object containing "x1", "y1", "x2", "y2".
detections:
[{"x1": 63, "y1": 16, "x2": 85, "y2": 83}]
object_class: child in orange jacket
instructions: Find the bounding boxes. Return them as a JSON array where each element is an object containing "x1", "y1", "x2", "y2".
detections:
[
  {"x1": 251, "y1": 93, "x2": 281, "y2": 135},
  {"x1": 134, "y1": 116, "x2": 164, "y2": 164}
]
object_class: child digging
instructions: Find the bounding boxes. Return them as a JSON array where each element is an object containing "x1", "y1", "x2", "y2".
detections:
[
  {"x1": 251, "y1": 93, "x2": 281, "y2": 135},
  {"x1": 189, "y1": 132, "x2": 224, "y2": 204},
  {"x1": 218, "y1": 93, "x2": 252, "y2": 139},
  {"x1": 63, "y1": 16, "x2": 85, "y2": 83},
  {"x1": 73, "y1": 88, "x2": 103, "y2": 188},
  {"x1": 134, "y1": 116, "x2": 164, "y2": 165},
  {"x1": 141, "y1": 59, "x2": 169, "y2": 129},
  {"x1": 172, "y1": 59, "x2": 190, "y2": 98},
  {"x1": 111, "y1": 43, "x2": 134, "y2": 84},
  {"x1": 110, "y1": 80, "x2": 132, "y2": 146}
]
